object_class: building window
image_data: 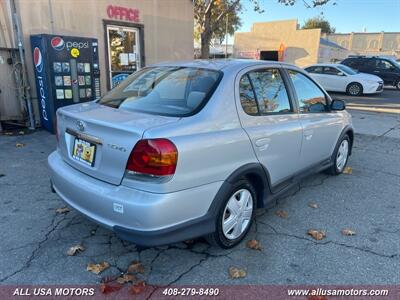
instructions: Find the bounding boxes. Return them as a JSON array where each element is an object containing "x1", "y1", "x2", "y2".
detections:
[
  {"x1": 105, "y1": 22, "x2": 144, "y2": 89},
  {"x1": 369, "y1": 40, "x2": 378, "y2": 49},
  {"x1": 340, "y1": 40, "x2": 349, "y2": 49}
]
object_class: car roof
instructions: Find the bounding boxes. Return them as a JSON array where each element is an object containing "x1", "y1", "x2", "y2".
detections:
[
  {"x1": 305, "y1": 63, "x2": 345, "y2": 68},
  {"x1": 150, "y1": 59, "x2": 300, "y2": 72}
]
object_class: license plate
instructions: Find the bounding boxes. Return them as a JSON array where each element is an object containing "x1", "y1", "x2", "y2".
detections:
[{"x1": 72, "y1": 138, "x2": 96, "y2": 166}]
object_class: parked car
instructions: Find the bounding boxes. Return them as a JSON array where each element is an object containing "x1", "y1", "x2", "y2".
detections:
[
  {"x1": 341, "y1": 56, "x2": 400, "y2": 90},
  {"x1": 49, "y1": 60, "x2": 353, "y2": 248},
  {"x1": 304, "y1": 63, "x2": 383, "y2": 96}
]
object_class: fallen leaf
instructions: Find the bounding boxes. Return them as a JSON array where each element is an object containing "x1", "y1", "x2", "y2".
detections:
[
  {"x1": 15, "y1": 143, "x2": 25, "y2": 148},
  {"x1": 308, "y1": 202, "x2": 319, "y2": 209},
  {"x1": 343, "y1": 166, "x2": 352, "y2": 174},
  {"x1": 341, "y1": 228, "x2": 356, "y2": 236},
  {"x1": 56, "y1": 206, "x2": 70, "y2": 214},
  {"x1": 67, "y1": 244, "x2": 85, "y2": 256},
  {"x1": 130, "y1": 281, "x2": 146, "y2": 295},
  {"x1": 307, "y1": 229, "x2": 326, "y2": 241},
  {"x1": 87, "y1": 262, "x2": 110, "y2": 274},
  {"x1": 275, "y1": 210, "x2": 288, "y2": 218},
  {"x1": 229, "y1": 266, "x2": 247, "y2": 279},
  {"x1": 127, "y1": 261, "x2": 145, "y2": 274},
  {"x1": 116, "y1": 274, "x2": 136, "y2": 284},
  {"x1": 99, "y1": 282, "x2": 122, "y2": 294},
  {"x1": 246, "y1": 239, "x2": 262, "y2": 251}
]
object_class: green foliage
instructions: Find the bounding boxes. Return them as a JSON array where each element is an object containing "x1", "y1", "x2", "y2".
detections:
[
  {"x1": 302, "y1": 16, "x2": 336, "y2": 33},
  {"x1": 194, "y1": 0, "x2": 333, "y2": 58},
  {"x1": 194, "y1": 0, "x2": 242, "y2": 44}
]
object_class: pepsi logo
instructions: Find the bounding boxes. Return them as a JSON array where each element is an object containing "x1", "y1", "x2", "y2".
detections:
[
  {"x1": 51, "y1": 36, "x2": 65, "y2": 51},
  {"x1": 33, "y1": 47, "x2": 43, "y2": 73}
]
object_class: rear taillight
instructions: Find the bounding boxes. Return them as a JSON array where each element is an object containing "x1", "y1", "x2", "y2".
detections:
[{"x1": 126, "y1": 139, "x2": 178, "y2": 177}]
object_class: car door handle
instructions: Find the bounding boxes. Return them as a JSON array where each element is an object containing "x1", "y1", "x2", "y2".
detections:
[
  {"x1": 255, "y1": 138, "x2": 270, "y2": 151},
  {"x1": 304, "y1": 129, "x2": 313, "y2": 140}
]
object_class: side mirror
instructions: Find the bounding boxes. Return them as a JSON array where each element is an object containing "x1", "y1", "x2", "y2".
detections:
[
  {"x1": 331, "y1": 99, "x2": 346, "y2": 111},
  {"x1": 337, "y1": 72, "x2": 345, "y2": 76}
]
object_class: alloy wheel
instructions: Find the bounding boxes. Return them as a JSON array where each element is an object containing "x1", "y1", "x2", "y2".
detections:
[{"x1": 349, "y1": 84, "x2": 361, "y2": 96}]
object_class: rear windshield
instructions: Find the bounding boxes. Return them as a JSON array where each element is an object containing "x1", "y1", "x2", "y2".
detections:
[{"x1": 98, "y1": 66, "x2": 222, "y2": 116}]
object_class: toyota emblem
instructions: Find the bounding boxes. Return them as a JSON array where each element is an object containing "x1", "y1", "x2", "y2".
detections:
[{"x1": 76, "y1": 120, "x2": 85, "y2": 132}]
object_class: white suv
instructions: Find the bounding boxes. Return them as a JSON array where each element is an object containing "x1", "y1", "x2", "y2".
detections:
[{"x1": 49, "y1": 60, "x2": 353, "y2": 248}]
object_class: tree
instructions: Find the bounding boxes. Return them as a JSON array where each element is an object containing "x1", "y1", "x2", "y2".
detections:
[
  {"x1": 194, "y1": 6, "x2": 242, "y2": 46},
  {"x1": 194, "y1": 0, "x2": 333, "y2": 59},
  {"x1": 302, "y1": 16, "x2": 336, "y2": 33}
]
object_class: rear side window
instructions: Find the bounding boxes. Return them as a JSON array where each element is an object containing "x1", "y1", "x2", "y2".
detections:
[
  {"x1": 239, "y1": 75, "x2": 258, "y2": 115},
  {"x1": 323, "y1": 67, "x2": 341, "y2": 75},
  {"x1": 98, "y1": 67, "x2": 221, "y2": 116},
  {"x1": 305, "y1": 66, "x2": 323, "y2": 74},
  {"x1": 343, "y1": 58, "x2": 360, "y2": 68},
  {"x1": 288, "y1": 70, "x2": 327, "y2": 113},
  {"x1": 249, "y1": 70, "x2": 291, "y2": 114},
  {"x1": 239, "y1": 69, "x2": 291, "y2": 115},
  {"x1": 376, "y1": 59, "x2": 395, "y2": 70}
]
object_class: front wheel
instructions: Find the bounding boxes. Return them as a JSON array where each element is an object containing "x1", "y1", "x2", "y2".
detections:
[
  {"x1": 206, "y1": 180, "x2": 256, "y2": 248},
  {"x1": 326, "y1": 135, "x2": 350, "y2": 175},
  {"x1": 395, "y1": 80, "x2": 400, "y2": 90},
  {"x1": 346, "y1": 82, "x2": 363, "y2": 96}
]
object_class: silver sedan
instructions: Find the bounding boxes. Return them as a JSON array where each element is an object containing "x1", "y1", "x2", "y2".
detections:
[{"x1": 49, "y1": 59, "x2": 353, "y2": 248}]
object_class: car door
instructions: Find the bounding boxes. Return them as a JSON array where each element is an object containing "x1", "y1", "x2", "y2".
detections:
[
  {"x1": 285, "y1": 68, "x2": 344, "y2": 170},
  {"x1": 373, "y1": 59, "x2": 397, "y2": 85},
  {"x1": 236, "y1": 66, "x2": 303, "y2": 188},
  {"x1": 322, "y1": 66, "x2": 348, "y2": 92},
  {"x1": 305, "y1": 66, "x2": 327, "y2": 88}
]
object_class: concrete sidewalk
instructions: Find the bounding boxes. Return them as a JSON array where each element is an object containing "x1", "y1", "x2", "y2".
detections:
[{"x1": 349, "y1": 109, "x2": 400, "y2": 139}]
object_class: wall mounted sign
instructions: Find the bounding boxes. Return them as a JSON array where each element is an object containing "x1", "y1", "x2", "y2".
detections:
[
  {"x1": 238, "y1": 51, "x2": 260, "y2": 60},
  {"x1": 107, "y1": 5, "x2": 140, "y2": 22},
  {"x1": 112, "y1": 73, "x2": 130, "y2": 88},
  {"x1": 278, "y1": 43, "x2": 286, "y2": 62}
]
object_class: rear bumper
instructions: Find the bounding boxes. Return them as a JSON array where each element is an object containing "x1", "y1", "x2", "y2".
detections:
[{"x1": 48, "y1": 151, "x2": 222, "y2": 246}]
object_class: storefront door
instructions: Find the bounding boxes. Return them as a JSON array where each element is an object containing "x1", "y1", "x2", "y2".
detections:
[{"x1": 106, "y1": 25, "x2": 141, "y2": 88}]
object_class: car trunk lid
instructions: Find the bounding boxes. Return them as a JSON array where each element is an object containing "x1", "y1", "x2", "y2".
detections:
[{"x1": 56, "y1": 102, "x2": 180, "y2": 185}]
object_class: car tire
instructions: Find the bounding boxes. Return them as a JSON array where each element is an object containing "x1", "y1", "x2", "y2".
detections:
[
  {"x1": 395, "y1": 80, "x2": 400, "y2": 90},
  {"x1": 326, "y1": 135, "x2": 351, "y2": 176},
  {"x1": 346, "y1": 82, "x2": 363, "y2": 96},
  {"x1": 205, "y1": 179, "x2": 256, "y2": 249}
]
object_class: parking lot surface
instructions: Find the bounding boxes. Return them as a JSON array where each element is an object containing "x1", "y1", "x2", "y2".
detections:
[
  {"x1": 330, "y1": 87, "x2": 400, "y2": 114},
  {"x1": 1, "y1": 123, "x2": 399, "y2": 286}
]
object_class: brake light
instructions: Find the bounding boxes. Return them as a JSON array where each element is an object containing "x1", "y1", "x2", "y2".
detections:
[{"x1": 126, "y1": 139, "x2": 178, "y2": 176}]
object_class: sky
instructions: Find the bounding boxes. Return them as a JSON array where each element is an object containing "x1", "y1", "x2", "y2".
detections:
[{"x1": 227, "y1": 0, "x2": 400, "y2": 42}]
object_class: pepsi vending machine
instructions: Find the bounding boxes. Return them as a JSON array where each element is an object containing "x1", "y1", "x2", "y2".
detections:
[{"x1": 30, "y1": 34, "x2": 101, "y2": 133}]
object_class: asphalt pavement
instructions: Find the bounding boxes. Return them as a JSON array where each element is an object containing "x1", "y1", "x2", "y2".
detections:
[
  {"x1": 330, "y1": 87, "x2": 400, "y2": 114},
  {"x1": 0, "y1": 112, "x2": 399, "y2": 286}
]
